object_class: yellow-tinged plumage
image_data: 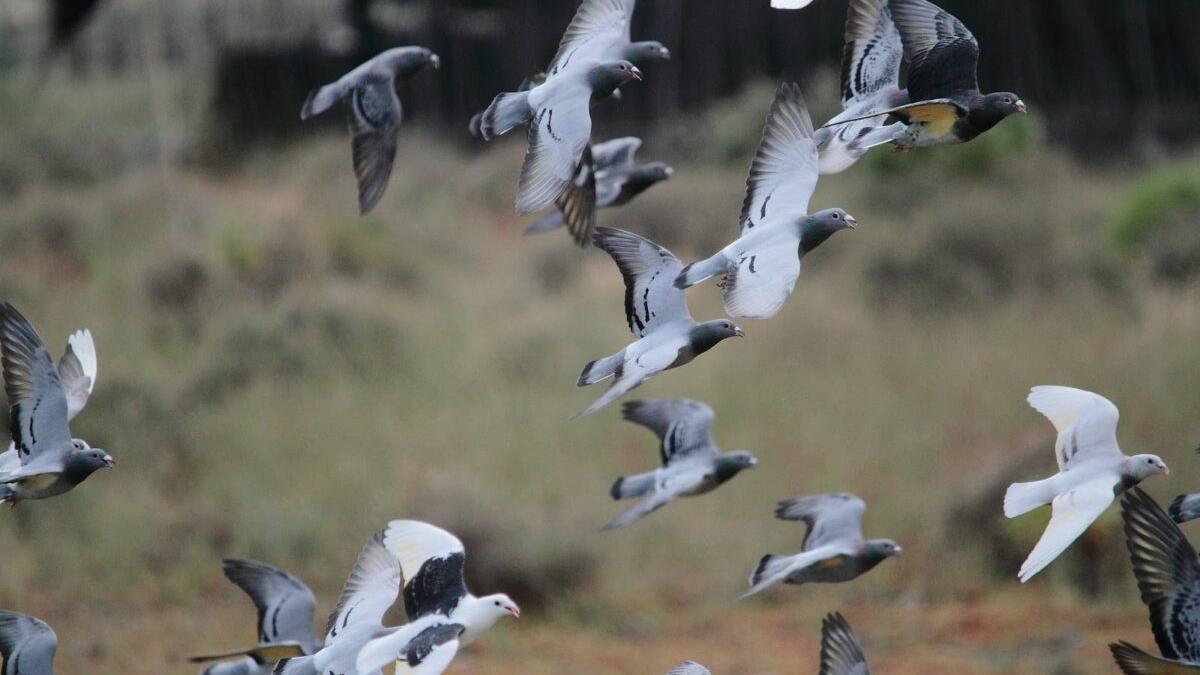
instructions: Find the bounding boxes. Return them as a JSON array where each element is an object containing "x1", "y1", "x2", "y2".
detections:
[{"x1": 894, "y1": 102, "x2": 961, "y2": 136}]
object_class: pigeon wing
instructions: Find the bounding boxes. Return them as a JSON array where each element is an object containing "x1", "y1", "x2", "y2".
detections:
[
  {"x1": 666, "y1": 662, "x2": 711, "y2": 675},
  {"x1": 591, "y1": 136, "x2": 642, "y2": 171},
  {"x1": 348, "y1": 73, "x2": 402, "y2": 215},
  {"x1": 546, "y1": 0, "x2": 636, "y2": 76},
  {"x1": 0, "y1": 304, "x2": 73, "y2": 470},
  {"x1": 1018, "y1": 475, "x2": 1116, "y2": 583},
  {"x1": 621, "y1": 398, "x2": 718, "y2": 464},
  {"x1": 1027, "y1": 386, "x2": 1122, "y2": 471},
  {"x1": 383, "y1": 521, "x2": 469, "y2": 621},
  {"x1": 517, "y1": 92, "x2": 592, "y2": 216},
  {"x1": 555, "y1": 145, "x2": 598, "y2": 246},
  {"x1": 888, "y1": 0, "x2": 979, "y2": 100},
  {"x1": 721, "y1": 234, "x2": 803, "y2": 320},
  {"x1": 0, "y1": 611, "x2": 57, "y2": 675},
  {"x1": 820, "y1": 612, "x2": 871, "y2": 675},
  {"x1": 222, "y1": 559, "x2": 318, "y2": 652},
  {"x1": 57, "y1": 328, "x2": 96, "y2": 421},
  {"x1": 601, "y1": 468, "x2": 708, "y2": 531},
  {"x1": 776, "y1": 493, "x2": 867, "y2": 550},
  {"x1": 841, "y1": 0, "x2": 903, "y2": 105},
  {"x1": 592, "y1": 227, "x2": 690, "y2": 338},
  {"x1": 323, "y1": 532, "x2": 401, "y2": 645},
  {"x1": 739, "y1": 83, "x2": 819, "y2": 235}
]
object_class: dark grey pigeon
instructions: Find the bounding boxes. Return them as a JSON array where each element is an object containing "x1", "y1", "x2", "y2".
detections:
[
  {"x1": 190, "y1": 559, "x2": 319, "y2": 675},
  {"x1": 743, "y1": 493, "x2": 901, "y2": 599},
  {"x1": 300, "y1": 46, "x2": 441, "y2": 215},
  {"x1": 0, "y1": 303, "x2": 113, "y2": 506},
  {"x1": 1109, "y1": 488, "x2": 1200, "y2": 672},
  {"x1": 1168, "y1": 447, "x2": 1200, "y2": 524},
  {"x1": 603, "y1": 398, "x2": 756, "y2": 531},
  {"x1": 524, "y1": 137, "x2": 673, "y2": 246},
  {"x1": 824, "y1": 0, "x2": 1025, "y2": 153},
  {"x1": 574, "y1": 228, "x2": 743, "y2": 419},
  {"x1": 820, "y1": 612, "x2": 871, "y2": 675},
  {"x1": 0, "y1": 611, "x2": 57, "y2": 675},
  {"x1": 666, "y1": 662, "x2": 711, "y2": 675},
  {"x1": 676, "y1": 83, "x2": 856, "y2": 319}
]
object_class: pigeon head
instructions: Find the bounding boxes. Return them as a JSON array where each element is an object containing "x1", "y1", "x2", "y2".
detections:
[
  {"x1": 689, "y1": 320, "x2": 744, "y2": 353},
  {"x1": 799, "y1": 208, "x2": 856, "y2": 253},
  {"x1": 627, "y1": 162, "x2": 674, "y2": 193},
  {"x1": 715, "y1": 451, "x2": 758, "y2": 480},
  {"x1": 979, "y1": 92, "x2": 1026, "y2": 121},
  {"x1": 387, "y1": 47, "x2": 441, "y2": 80},
  {"x1": 588, "y1": 61, "x2": 643, "y2": 95},
  {"x1": 623, "y1": 41, "x2": 671, "y2": 66},
  {"x1": 864, "y1": 538, "x2": 903, "y2": 561},
  {"x1": 1126, "y1": 454, "x2": 1170, "y2": 482},
  {"x1": 480, "y1": 593, "x2": 521, "y2": 621},
  {"x1": 64, "y1": 440, "x2": 115, "y2": 477}
]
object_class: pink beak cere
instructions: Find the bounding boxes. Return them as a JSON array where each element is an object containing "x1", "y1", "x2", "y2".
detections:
[
  {"x1": 630, "y1": 67, "x2": 643, "y2": 81},
  {"x1": 1015, "y1": 99, "x2": 1027, "y2": 113},
  {"x1": 508, "y1": 605, "x2": 521, "y2": 617}
]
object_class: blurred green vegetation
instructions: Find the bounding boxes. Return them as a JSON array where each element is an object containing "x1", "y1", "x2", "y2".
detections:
[{"x1": 0, "y1": 71, "x2": 1198, "y2": 673}]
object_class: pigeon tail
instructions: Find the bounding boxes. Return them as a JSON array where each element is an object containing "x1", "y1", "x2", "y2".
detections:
[
  {"x1": 479, "y1": 90, "x2": 532, "y2": 141},
  {"x1": 1003, "y1": 478, "x2": 1054, "y2": 518},
  {"x1": 675, "y1": 252, "x2": 727, "y2": 289},
  {"x1": 1108, "y1": 641, "x2": 1193, "y2": 674},
  {"x1": 1169, "y1": 493, "x2": 1200, "y2": 524},
  {"x1": 577, "y1": 352, "x2": 622, "y2": 387},
  {"x1": 467, "y1": 110, "x2": 485, "y2": 139},
  {"x1": 523, "y1": 211, "x2": 566, "y2": 236},
  {"x1": 847, "y1": 122, "x2": 903, "y2": 151},
  {"x1": 0, "y1": 484, "x2": 11, "y2": 506},
  {"x1": 750, "y1": 554, "x2": 790, "y2": 587},
  {"x1": 300, "y1": 82, "x2": 344, "y2": 120},
  {"x1": 610, "y1": 471, "x2": 655, "y2": 500}
]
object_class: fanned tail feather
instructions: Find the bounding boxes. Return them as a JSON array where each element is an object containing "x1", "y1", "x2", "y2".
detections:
[
  {"x1": 675, "y1": 253, "x2": 727, "y2": 289},
  {"x1": 479, "y1": 91, "x2": 532, "y2": 141}
]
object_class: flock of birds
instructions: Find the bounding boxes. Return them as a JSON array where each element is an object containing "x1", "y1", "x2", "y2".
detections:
[{"x1": 0, "y1": 0, "x2": 1196, "y2": 673}]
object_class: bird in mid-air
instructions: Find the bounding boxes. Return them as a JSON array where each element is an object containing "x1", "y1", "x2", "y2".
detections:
[
  {"x1": 1004, "y1": 386, "x2": 1168, "y2": 583},
  {"x1": 1108, "y1": 488, "x2": 1200, "y2": 673},
  {"x1": 299, "y1": 47, "x2": 441, "y2": 215},
  {"x1": 0, "y1": 303, "x2": 113, "y2": 506},
  {"x1": 575, "y1": 227, "x2": 743, "y2": 418},
  {"x1": 771, "y1": 0, "x2": 817, "y2": 8},
  {"x1": 665, "y1": 662, "x2": 711, "y2": 675},
  {"x1": 524, "y1": 137, "x2": 673, "y2": 246},
  {"x1": 821, "y1": 0, "x2": 1025, "y2": 156},
  {"x1": 603, "y1": 398, "x2": 757, "y2": 531},
  {"x1": 190, "y1": 559, "x2": 319, "y2": 675},
  {"x1": 0, "y1": 610, "x2": 58, "y2": 675},
  {"x1": 819, "y1": 612, "x2": 871, "y2": 675},
  {"x1": 1168, "y1": 447, "x2": 1200, "y2": 524},
  {"x1": 743, "y1": 492, "x2": 901, "y2": 598},
  {"x1": 676, "y1": 83, "x2": 856, "y2": 319}
]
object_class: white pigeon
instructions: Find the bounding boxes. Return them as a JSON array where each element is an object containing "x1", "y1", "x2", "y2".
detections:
[
  {"x1": 356, "y1": 520, "x2": 519, "y2": 674},
  {"x1": 675, "y1": 83, "x2": 856, "y2": 319},
  {"x1": 1004, "y1": 386, "x2": 1169, "y2": 583},
  {"x1": 575, "y1": 228, "x2": 744, "y2": 418},
  {"x1": 666, "y1": 662, "x2": 711, "y2": 675}
]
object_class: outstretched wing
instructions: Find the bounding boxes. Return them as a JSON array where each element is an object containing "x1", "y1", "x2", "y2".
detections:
[
  {"x1": 0, "y1": 611, "x2": 57, "y2": 675},
  {"x1": 591, "y1": 136, "x2": 642, "y2": 172},
  {"x1": 0, "y1": 304, "x2": 73, "y2": 470},
  {"x1": 348, "y1": 73, "x2": 402, "y2": 215},
  {"x1": 739, "y1": 83, "x2": 819, "y2": 235},
  {"x1": 841, "y1": 0, "x2": 903, "y2": 106},
  {"x1": 666, "y1": 662, "x2": 711, "y2": 675},
  {"x1": 323, "y1": 531, "x2": 401, "y2": 645},
  {"x1": 383, "y1": 521, "x2": 470, "y2": 621},
  {"x1": 888, "y1": 0, "x2": 979, "y2": 100},
  {"x1": 1109, "y1": 641, "x2": 1200, "y2": 674},
  {"x1": 57, "y1": 328, "x2": 96, "y2": 421},
  {"x1": 1027, "y1": 385, "x2": 1122, "y2": 471},
  {"x1": 592, "y1": 227, "x2": 690, "y2": 337},
  {"x1": 546, "y1": 0, "x2": 636, "y2": 76},
  {"x1": 621, "y1": 398, "x2": 717, "y2": 464},
  {"x1": 222, "y1": 559, "x2": 318, "y2": 652},
  {"x1": 517, "y1": 95, "x2": 592, "y2": 216},
  {"x1": 776, "y1": 493, "x2": 867, "y2": 550},
  {"x1": 555, "y1": 145, "x2": 598, "y2": 246},
  {"x1": 1018, "y1": 475, "x2": 1115, "y2": 583},
  {"x1": 820, "y1": 612, "x2": 871, "y2": 675}
]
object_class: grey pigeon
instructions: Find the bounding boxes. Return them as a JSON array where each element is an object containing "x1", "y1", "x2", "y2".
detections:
[
  {"x1": 575, "y1": 227, "x2": 743, "y2": 419},
  {"x1": 0, "y1": 303, "x2": 113, "y2": 506},
  {"x1": 1004, "y1": 386, "x2": 1168, "y2": 583},
  {"x1": 190, "y1": 559, "x2": 319, "y2": 675},
  {"x1": 357, "y1": 521, "x2": 519, "y2": 674},
  {"x1": 814, "y1": 0, "x2": 906, "y2": 174},
  {"x1": 274, "y1": 531, "x2": 402, "y2": 675},
  {"x1": 524, "y1": 137, "x2": 673, "y2": 246},
  {"x1": 820, "y1": 612, "x2": 871, "y2": 675},
  {"x1": 603, "y1": 398, "x2": 757, "y2": 531},
  {"x1": 1168, "y1": 447, "x2": 1200, "y2": 525},
  {"x1": 299, "y1": 47, "x2": 441, "y2": 215},
  {"x1": 0, "y1": 326, "x2": 95, "y2": 462},
  {"x1": 675, "y1": 83, "x2": 856, "y2": 319},
  {"x1": 666, "y1": 662, "x2": 711, "y2": 675},
  {"x1": 743, "y1": 493, "x2": 901, "y2": 598},
  {"x1": 823, "y1": 0, "x2": 1025, "y2": 153},
  {"x1": 478, "y1": 0, "x2": 645, "y2": 215},
  {"x1": 1108, "y1": 488, "x2": 1200, "y2": 672},
  {"x1": 0, "y1": 611, "x2": 57, "y2": 675}
]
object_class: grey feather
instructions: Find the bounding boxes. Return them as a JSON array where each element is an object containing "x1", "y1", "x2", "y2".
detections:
[{"x1": 0, "y1": 611, "x2": 57, "y2": 675}]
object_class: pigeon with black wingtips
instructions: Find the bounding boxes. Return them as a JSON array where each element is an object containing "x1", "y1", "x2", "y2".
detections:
[
  {"x1": 820, "y1": 612, "x2": 871, "y2": 675},
  {"x1": 0, "y1": 610, "x2": 58, "y2": 675}
]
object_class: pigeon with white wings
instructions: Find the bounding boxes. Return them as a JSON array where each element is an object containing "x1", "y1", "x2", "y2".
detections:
[
  {"x1": 603, "y1": 399, "x2": 757, "y2": 531},
  {"x1": 524, "y1": 137, "x2": 673, "y2": 246},
  {"x1": 575, "y1": 227, "x2": 743, "y2": 418},
  {"x1": 356, "y1": 520, "x2": 519, "y2": 674},
  {"x1": 1004, "y1": 386, "x2": 1168, "y2": 583},
  {"x1": 675, "y1": 83, "x2": 856, "y2": 320},
  {"x1": 190, "y1": 559, "x2": 319, "y2": 675},
  {"x1": 743, "y1": 493, "x2": 901, "y2": 598},
  {"x1": 0, "y1": 303, "x2": 113, "y2": 506},
  {"x1": 299, "y1": 47, "x2": 441, "y2": 215},
  {"x1": 479, "y1": 0, "x2": 645, "y2": 215},
  {"x1": 273, "y1": 531, "x2": 401, "y2": 675},
  {"x1": 0, "y1": 610, "x2": 58, "y2": 675},
  {"x1": 814, "y1": 0, "x2": 907, "y2": 174},
  {"x1": 819, "y1": 612, "x2": 871, "y2": 675},
  {"x1": 666, "y1": 662, "x2": 711, "y2": 675}
]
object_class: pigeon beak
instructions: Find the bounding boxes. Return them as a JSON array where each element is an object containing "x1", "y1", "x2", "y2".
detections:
[
  {"x1": 507, "y1": 604, "x2": 521, "y2": 618},
  {"x1": 429, "y1": 54, "x2": 441, "y2": 70},
  {"x1": 843, "y1": 214, "x2": 857, "y2": 229},
  {"x1": 1160, "y1": 463, "x2": 1170, "y2": 476},
  {"x1": 664, "y1": 166, "x2": 675, "y2": 178},
  {"x1": 629, "y1": 67, "x2": 643, "y2": 81},
  {"x1": 894, "y1": 546, "x2": 904, "y2": 556},
  {"x1": 733, "y1": 326, "x2": 745, "y2": 338},
  {"x1": 660, "y1": 47, "x2": 672, "y2": 60},
  {"x1": 102, "y1": 454, "x2": 116, "y2": 468},
  {"x1": 1015, "y1": 99, "x2": 1026, "y2": 113}
]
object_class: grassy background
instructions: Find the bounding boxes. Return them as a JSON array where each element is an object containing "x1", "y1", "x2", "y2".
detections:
[{"x1": 0, "y1": 70, "x2": 1199, "y2": 674}]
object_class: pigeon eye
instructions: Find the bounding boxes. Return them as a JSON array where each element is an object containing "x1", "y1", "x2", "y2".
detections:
[
  {"x1": 832, "y1": 213, "x2": 840, "y2": 219},
  {"x1": 494, "y1": 601, "x2": 500, "y2": 606},
  {"x1": 1004, "y1": 97, "x2": 1012, "y2": 103}
]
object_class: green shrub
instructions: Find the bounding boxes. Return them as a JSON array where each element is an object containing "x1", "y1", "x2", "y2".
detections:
[{"x1": 1108, "y1": 164, "x2": 1200, "y2": 254}]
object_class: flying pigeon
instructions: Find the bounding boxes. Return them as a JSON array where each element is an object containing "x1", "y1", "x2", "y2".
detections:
[
  {"x1": 1004, "y1": 386, "x2": 1169, "y2": 583},
  {"x1": 478, "y1": 0, "x2": 646, "y2": 215},
  {"x1": 190, "y1": 559, "x2": 320, "y2": 675},
  {"x1": 666, "y1": 662, "x2": 711, "y2": 675},
  {"x1": 771, "y1": 0, "x2": 817, "y2": 8},
  {"x1": 814, "y1": 0, "x2": 906, "y2": 174},
  {"x1": 356, "y1": 520, "x2": 519, "y2": 674},
  {"x1": 299, "y1": 47, "x2": 441, "y2": 215},
  {"x1": 743, "y1": 493, "x2": 901, "y2": 599},
  {"x1": 0, "y1": 610, "x2": 57, "y2": 675},
  {"x1": 822, "y1": 0, "x2": 1025, "y2": 154},
  {"x1": 524, "y1": 137, "x2": 673, "y2": 246},
  {"x1": 675, "y1": 83, "x2": 856, "y2": 319},
  {"x1": 1108, "y1": 488, "x2": 1200, "y2": 672},
  {"x1": 273, "y1": 531, "x2": 402, "y2": 675},
  {"x1": 0, "y1": 304, "x2": 113, "y2": 506},
  {"x1": 575, "y1": 227, "x2": 744, "y2": 418},
  {"x1": 603, "y1": 398, "x2": 757, "y2": 531},
  {"x1": 820, "y1": 612, "x2": 871, "y2": 675}
]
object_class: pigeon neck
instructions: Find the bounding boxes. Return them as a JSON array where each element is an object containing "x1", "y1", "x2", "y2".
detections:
[
  {"x1": 688, "y1": 324, "x2": 727, "y2": 354},
  {"x1": 60, "y1": 454, "x2": 100, "y2": 484},
  {"x1": 799, "y1": 219, "x2": 835, "y2": 254},
  {"x1": 453, "y1": 595, "x2": 499, "y2": 645},
  {"x1": 713, "y1": 456, "x2": 746, "y2": 483}
]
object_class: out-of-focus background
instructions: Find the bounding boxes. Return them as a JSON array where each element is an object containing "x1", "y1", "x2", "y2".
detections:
[{"x1": 1, "y1": 0, "x2": 1199, "y2": 672}]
